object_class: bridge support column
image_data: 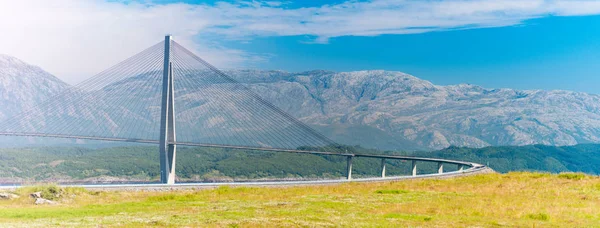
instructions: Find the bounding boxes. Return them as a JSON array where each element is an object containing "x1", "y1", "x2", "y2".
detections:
[
  {"x1": 159, "y1": 35, "x2": 177, "y2": 185},
  {"x1": 380, "y1": 158, "x2": 386, "y2": 178},
  {"x1": 438, "y1": 162, "x2": 444, "y2": 174},
  {"x1": 166, "y1": 144, "x2": 176, "y2": 184},
  {"x1": 411, "y1": 160, "x2": 417, "y2": 176},
  {"x1": 346, "y1": 156, "x2": 353, "y2": 180}
]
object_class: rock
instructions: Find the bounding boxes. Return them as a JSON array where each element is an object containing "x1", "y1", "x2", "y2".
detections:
[
  {"x1": 34, "y1": 198, "x2": 57, "y2": 205},
  {"x1": 2, "y1": 55, "x2": 600, "y2": 151},
  {"x1": 30, "y1": 191, "x2": 42, "y2": 199},
  {"x1": 0, "y1": 192, "x2": 19, "y2": 199}
]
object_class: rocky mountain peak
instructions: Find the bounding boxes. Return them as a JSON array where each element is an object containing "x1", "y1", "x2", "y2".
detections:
[
  {"x1": 0, "y1": 54, "x2": 27, "y2": 65},
  {"x1": 0, "y1": 54, "x2": 64, "y2": 83},
  {"x1": 0, "y1": 54, "x2": 40, "y2": 74},
  {"x1": 0, "y1": 54, "x2": 68, "y2": 120}
]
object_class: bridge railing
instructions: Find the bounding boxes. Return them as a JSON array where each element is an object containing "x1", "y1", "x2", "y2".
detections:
[
  {"x1": 174, "y1": 141, "x2": 485, "y2": 181},
  {"x1": 343, "y1": 153, "x2": 483, "y2": 180}
]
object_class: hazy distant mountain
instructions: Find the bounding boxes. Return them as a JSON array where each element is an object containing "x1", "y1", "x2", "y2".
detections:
[
  {"x1": 1, "y1": 55, "x2": 600, "y2": 151},
  {"x1": 0, "y1": 55, "x2": 67, "y2": 120},
  {"x1": 221, "y1": 70, "x2": 600, "y2": 150}
]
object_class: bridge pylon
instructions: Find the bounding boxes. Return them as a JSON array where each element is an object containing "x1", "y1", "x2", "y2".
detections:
[{"x1": 159, "y1": 35, "x2": 177, "y2": 184}]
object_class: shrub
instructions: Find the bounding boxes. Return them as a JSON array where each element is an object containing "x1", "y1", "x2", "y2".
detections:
[
  {"x1": 18, "y1": 184, "x2": 87, "y2": 201},
  {"x1": 557, "y1": 172, "x2": 587, "y2": 180},
  {"x1": 527, "y1": 213, "x2": 549, "y2": 221},
  {"x1": 375, "y1": 189, "x2": 409, "y2": 194}
]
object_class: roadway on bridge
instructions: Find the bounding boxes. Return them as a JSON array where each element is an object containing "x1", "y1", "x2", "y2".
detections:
[{"x1": 0, "y1": 165, "x2": 493, "y2": 190}]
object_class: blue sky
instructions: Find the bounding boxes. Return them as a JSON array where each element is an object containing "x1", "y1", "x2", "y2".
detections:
[
  {"x1": 228, "y1": 15, "x2": 600, "y2": 94},
  {"x1": 1, "y1": 0, "x2": 600, "y2": 94},
  {"x1": 140, "y1": 0, "x2": 600, "y2": 93}
]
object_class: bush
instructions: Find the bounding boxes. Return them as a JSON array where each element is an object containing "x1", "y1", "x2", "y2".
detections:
[
  {"x1": 375, "y1": 189, "x2": 409, "y2": 194},
  {"x1": 18, "y1": 184, "x2": 87, "y2": 200},
  {"x1": 527, "y1": 213, "x2": 550, "y2": 221},
  {"x1": 557, "y1": 172, "x2": 587, "y2": 180}
]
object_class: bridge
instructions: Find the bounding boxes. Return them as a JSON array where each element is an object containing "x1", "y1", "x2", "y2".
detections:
[{"x1": 0, "y1": 36, "x2": 487, "y2": 185}]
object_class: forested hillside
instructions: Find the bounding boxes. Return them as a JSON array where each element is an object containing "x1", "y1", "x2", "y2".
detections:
[
  {"x1": 0, "y1": 144, "x2": 598, "y2": 183},
  {"x1": 412, "y1": 144, "x2": 600, "y2": 174},
  {"x1": 0, "y1": 146, "x2": 418, "y2": 183}
]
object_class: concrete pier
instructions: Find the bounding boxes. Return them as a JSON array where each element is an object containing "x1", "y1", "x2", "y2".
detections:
[
  {"x1": 346, "y1": 156, "x2": 353, "y2": 180},
  {"x1": 380, "y1": 158, "x2": 386, "y2": 178}
]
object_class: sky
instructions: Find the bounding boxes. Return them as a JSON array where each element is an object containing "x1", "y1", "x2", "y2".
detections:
[{"x1": 0, "y1": 0, "x2": 599, "y2": 94}]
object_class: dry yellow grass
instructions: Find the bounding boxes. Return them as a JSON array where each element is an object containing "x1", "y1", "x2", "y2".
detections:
[{"x1": 0, "y1": 172, "x2": 598, "y2": 227}]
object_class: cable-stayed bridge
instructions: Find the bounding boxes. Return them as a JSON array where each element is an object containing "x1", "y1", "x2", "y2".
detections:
[{"x1": 0, "y1": 36, "x2": 485, "y2": 185}]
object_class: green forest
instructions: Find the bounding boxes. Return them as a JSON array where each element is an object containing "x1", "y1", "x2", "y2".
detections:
[{"x1": 0, "y1": 144, "x2": 598, "y2": 183}]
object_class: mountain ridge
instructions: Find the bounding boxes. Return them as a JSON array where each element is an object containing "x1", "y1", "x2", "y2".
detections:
[
  {"x1": 0, "y1": 54, "x2": 68, "y2": 120},
  {"x1": 220, "y1": 69, "x2": 600, "y2": 150},
  {"x1": 1, "y1": 54, "x2": 600, "y2": 151}
]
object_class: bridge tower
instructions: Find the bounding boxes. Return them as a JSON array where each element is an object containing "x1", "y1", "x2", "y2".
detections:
[{"x1": 159, "y1": 35, "x2": 177, "y2": 184}]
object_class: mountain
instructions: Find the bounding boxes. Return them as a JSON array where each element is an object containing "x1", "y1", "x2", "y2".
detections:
[
  {"x1": 0, "y1": 55, "x2": 68, "y2": 120},
  {"x1": 222, "y1": 70, "x2": 600, "y2": 150},
  {"x1": 1, "y1": 55, "x2": 600, "y2": 151}
]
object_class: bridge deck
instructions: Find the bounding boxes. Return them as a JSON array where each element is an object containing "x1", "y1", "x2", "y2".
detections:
[
  {"x1": 0, "y1": 132, "x2": 480, "y2": 167},
  {"x1": 0, "y1": 166, "x2": 493, "y2": 190}
]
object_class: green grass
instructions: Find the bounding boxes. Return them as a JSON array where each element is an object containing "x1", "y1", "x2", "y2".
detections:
[{"x1": 0, "y1": 172, "x2": 599, "y2": 227}]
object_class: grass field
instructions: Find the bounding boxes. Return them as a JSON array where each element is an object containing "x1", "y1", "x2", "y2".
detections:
[{"x1": 0, "y1": 172, "x2": 599, "y2": 227}]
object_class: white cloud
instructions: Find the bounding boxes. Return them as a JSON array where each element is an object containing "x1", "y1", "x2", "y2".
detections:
[
  {"x1": 0, "y1": 1, "x2": 213, "y2": 83},
  {"x1": 0, "y1": 0, "x2": 599, "y2": 83},
  {"x1": 208, "y1": 0, "x2": 600, "y2": 40}
]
